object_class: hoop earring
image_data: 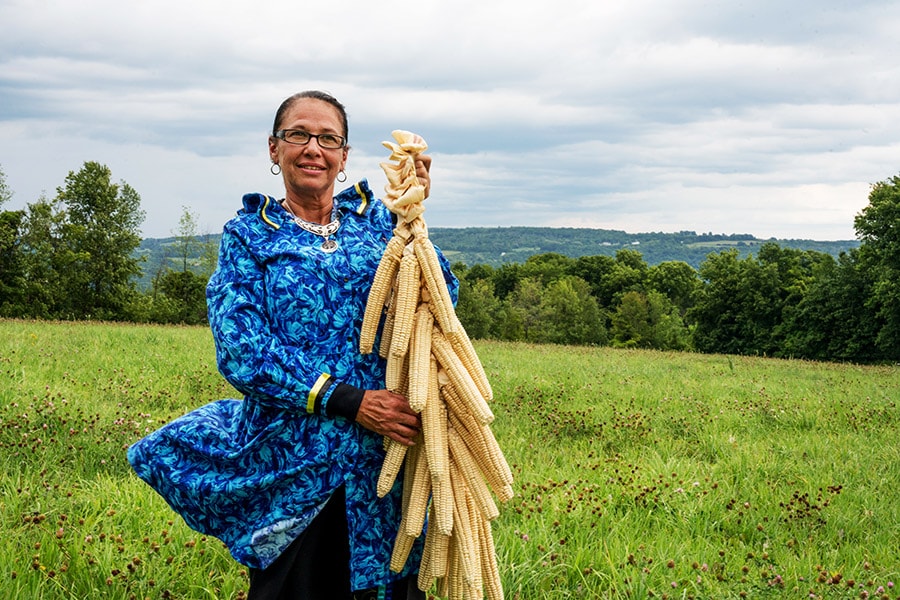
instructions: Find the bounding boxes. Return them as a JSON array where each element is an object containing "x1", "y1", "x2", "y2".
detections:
[
  {"x1": 270, "y1": 163, "x2": 281, "y2": 176},
  {"x1": 336, "y1": 170, "x2": 347, "y2": 183}
]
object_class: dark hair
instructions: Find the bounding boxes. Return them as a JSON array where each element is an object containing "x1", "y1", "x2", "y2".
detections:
[{"x1": 272, "y1": 90, "x2": 349, "y2": 141}]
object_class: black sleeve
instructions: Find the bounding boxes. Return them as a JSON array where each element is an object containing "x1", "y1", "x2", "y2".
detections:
[{"x1": 326, "y1": 383, "x2": 365, "y2": 421}]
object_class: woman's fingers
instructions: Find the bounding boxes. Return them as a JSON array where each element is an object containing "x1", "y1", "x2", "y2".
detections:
[
  {"x1": 356, "y1": 389, "x2": 422, "y2": 446},
  {"x1": 414, "y1": 154, "x2": 432, "y2": 199}
]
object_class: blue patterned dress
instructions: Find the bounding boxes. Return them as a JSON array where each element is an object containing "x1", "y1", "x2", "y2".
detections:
[{"x1": 127, "y1": 180, "x2": 458, "y2": 592}]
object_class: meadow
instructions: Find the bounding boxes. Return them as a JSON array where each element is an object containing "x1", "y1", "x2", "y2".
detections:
[{"x1": 1, "y1": 320, "x2": 898, "y2": 599}]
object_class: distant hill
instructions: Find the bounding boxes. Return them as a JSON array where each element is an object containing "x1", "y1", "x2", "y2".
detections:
[
  {"x1": 136, "y1": 227, "x2": 860, "y2": 287},
  {"x1": 427, "y1": 227, "x2": 859, "y2": 269}
]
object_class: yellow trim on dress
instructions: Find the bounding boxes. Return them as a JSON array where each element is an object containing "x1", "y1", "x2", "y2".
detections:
[
  {"x1": 260, "y1": 196, "x2": 281, "y2": 229},
  {"x1": 353, "y1": 182, "x2": 369, "y2": 215},
  {"x1": 307, "y1": 373, "x2": 331, "y2": 413}
]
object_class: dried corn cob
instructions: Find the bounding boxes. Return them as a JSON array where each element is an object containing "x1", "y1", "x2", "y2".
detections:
[
  {"x1": 422, "y1": 506, "x2": 450, "y2": 582},
  {"x1": 415, "y1": 236, "x2": 456, "y2": 334},
  {"x1": 449, "y1": 461, "x2": 480, "y2": 592},
  {"x1": 360, "y1": 234, "x2": 405, "y2": 354},
  {"x1": 422, "y1": 356, "x2": 449, "y2": 479},
  {"x1": 377, "y1": 438, "x2": 407, "y2": 498},
  {"x1": 407, "y1": 305, "x2": 434, "y2": 413},
  {"x1": 431, "y1": 470, "x2": 454, "y2": 536},
  {"x1": 390, "y1": 530, "x2": 417, "y2": 573},
  {"x1": 448, "y1": 425, "x2": 500, "y2": 522},
  {"x1": 378, "y1": 302, "x2": 396, "y2": 360},
  {"x1": 464, "y1": 488, "x2": 485, "y2": 600},
  {"x1": 443, "y1": 384, "x2": 513, "y2": 491},
  {"x1": 389, "y1": 246, "x2": 421, "y2": 358},
  {"x1": 404, "y1": 438, "x2": 432, "y2": 538},
  {"x1": 432, "y1": 335, "x2": 494, "y2": 425},
  {"x1": 384, "y1": 348, "x2": 408, "y2": 393},
  {"x1": 478, "y1": 513, "x2": 503, "y2": 600},
  {"x1": 445, "y1": 317, "x2": 493, "y2": 401}
]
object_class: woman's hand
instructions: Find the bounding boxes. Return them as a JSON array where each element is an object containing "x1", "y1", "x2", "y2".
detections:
[
  {"x1": 355, "y1": 389, "x2": 421, "y2": 446},
  {"x1": 415, "y1": 154, "x2": 432, "y2": 199}
]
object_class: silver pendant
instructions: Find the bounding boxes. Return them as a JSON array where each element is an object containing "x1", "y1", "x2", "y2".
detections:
[{"x1": 321, "y1": 238, "x2": 339, "y2": 253}]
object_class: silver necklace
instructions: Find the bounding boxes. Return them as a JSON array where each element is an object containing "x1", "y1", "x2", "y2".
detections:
[{"x1": 282, "y1": 201, "x2": 340, "y2": 253}]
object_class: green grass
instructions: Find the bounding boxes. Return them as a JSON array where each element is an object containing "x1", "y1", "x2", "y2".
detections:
[{"x1": 1, "y1": 320, "x2": 898, "y2": 599}]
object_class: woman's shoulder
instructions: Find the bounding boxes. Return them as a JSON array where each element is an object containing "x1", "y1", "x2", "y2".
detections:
[
  {"x1": 335, "y1": 180, "x2": 394, "y2": 231},
  {"x1": 220, "y1": 193, "x2": 286, "y2": 234}
]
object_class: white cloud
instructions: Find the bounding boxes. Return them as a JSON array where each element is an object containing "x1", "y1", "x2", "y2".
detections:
[{"x1": 1, "y1": 0, "x2": 898, "y2": 242}]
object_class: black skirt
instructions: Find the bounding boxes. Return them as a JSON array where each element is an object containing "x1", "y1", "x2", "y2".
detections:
[{"x1": 247, "y1": 486, "x2": 425, "y2": 600}]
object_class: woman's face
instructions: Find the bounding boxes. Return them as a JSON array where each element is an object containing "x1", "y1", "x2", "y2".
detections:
[{"x1": 269, "y1": 97, "x2": 349, "y2": 202}]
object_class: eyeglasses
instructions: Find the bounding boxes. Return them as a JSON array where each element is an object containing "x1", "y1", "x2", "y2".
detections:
[{"x1": 274, "y1": 129, "x2": 346, "y2": 149}]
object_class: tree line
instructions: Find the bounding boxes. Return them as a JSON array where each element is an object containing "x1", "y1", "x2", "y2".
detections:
[{"x1": 1, "y1": 162, "x2": 898, "y2": 363}]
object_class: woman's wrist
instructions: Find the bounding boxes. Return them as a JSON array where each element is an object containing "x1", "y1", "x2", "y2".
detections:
[{"x1": 325, "y1": 383, "x2": 365, "y2": 420}]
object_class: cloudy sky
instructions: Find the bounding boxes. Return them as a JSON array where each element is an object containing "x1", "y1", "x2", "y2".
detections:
[{"x1": 1, "y1": 0, "x2": 898, "y2": 240}]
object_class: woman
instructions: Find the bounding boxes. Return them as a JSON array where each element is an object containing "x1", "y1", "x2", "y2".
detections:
[{"x1": 128, "y1": 90, "x2": 457, "y2": 600}]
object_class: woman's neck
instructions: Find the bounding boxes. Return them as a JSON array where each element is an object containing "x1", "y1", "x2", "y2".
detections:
[{"x1": 283, "y1": 194, "x2": 333, "y2": 224}]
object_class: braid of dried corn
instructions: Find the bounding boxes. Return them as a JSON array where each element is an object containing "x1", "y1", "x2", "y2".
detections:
[
  {"x1": 406, "y1": 305, "x2": 434, "y2": 413},
  {"x1": 377, "y1": 438, "x2": 408, "y2": 498},
  {"x1": 414, "y1": 236, "x2": 456, "y2": 334},
  {"x1": 360, "y1": 234, "x2": 405, "y2": 354},
  {"x1": 448, "y1": 425, "x2": 500, "y2": 522},
  {"x1": 403, "y1": 438, "x2": 432, "y2": 538},
  {"x1": 478, "y1": 514, "x2": 504, "y2": 600},
  {"x1": 432, "y1": 334, "x2": 494, "y2": 425},
  {"x1": 388, "y1": 246, "x2": 420, "y2": 358},
  {"x1": 422, "y1": 356, "x2": 449, "y2": 479},
  {"x1": 445, "y1": 317, "x2": 493, "y2": 401}
]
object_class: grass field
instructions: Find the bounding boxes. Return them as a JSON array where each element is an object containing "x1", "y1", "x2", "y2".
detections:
[{"x1": 1, "y1": 320, "x2": 898, "y2": 599}]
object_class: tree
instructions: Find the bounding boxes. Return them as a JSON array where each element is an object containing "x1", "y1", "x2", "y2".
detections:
[
  {"x1": 568, "y1": 254, "x2": 616, "y2": 304},
  {"x1": 455, "y1": 277, "x2": 502, "y2": 339},
  {"x1": 648, "y1": 261, "x2": 701, "y2": 316},
  {"x1": 55, "y1": 161, "x2": 145, "y2": 320},
  {"x1": 689, "y1": 249, "x2": 779, "y2": 355},
  {"x1": 689, "y1": 243, "x2": 834, "y2": 357},
  {"x1": 536, "y1": 276, "x2": 607, "y2": 345},
  {"x1": 588, "y1": 249, "x2": 649, "y2": 308},
  {"x1": 15, "y1": 196, "x2": 83, "y2": 318},
  {"x1": 143, "y1": 206, "x2": 211, "y2": 324},
  {"x1": 491, "y1": 263, "x2": 522, "y2": 301},
  {"x1": 520, "y1": 252, "x2": 574, "y2": 286},
  {"x1": 0, "y1": 165, "x2": 12, "y2": 207},
  {"x1": 611, "y1": 290, "x2": 690, "y2": 350},
  {"x1": 154, "y1": 270, "x2": 209, "y2": 324},
  {"x1": 502, "y1": 277, "x2": 545, "y2": 341},
  {"x1": 174, "y1": 206, "x2": 201, "y2": 273},
  {"x1": 0, "y1": 164, "x2": 26, "y2": 315},
  {"x1": 782, "y1": 249, "x2": 880, "y2": 361},
  {"x1": 0, "y1": 209, "x2": 25, "y2": 316},
  {"x1": 853, "y1": 175, "x2": 900, "y2": 358}
]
